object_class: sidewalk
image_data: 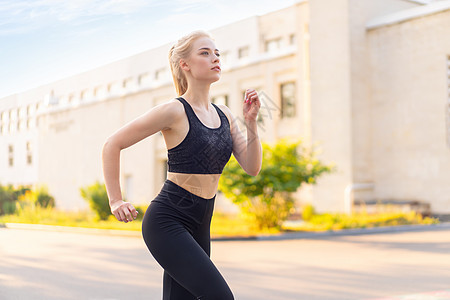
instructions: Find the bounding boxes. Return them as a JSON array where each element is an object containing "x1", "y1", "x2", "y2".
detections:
[{"x1": 2, "y1": 221, "x2": 449, "y2": 241}]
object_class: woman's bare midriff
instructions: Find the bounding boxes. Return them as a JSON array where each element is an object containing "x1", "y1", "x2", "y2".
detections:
[{"x1": 167, "y1": 172, "x2": 221, "y2": 199}]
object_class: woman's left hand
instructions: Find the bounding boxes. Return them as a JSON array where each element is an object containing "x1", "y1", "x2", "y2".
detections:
[{"x1": 243, "y1": 89, "x2": 261, "y2": 122}]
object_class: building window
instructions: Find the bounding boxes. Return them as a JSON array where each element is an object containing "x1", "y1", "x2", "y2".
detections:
[
  {"x1": 212, "y1": 95, "x2": 229, "y2": 107},
  {"x1": 8, "y1": 144, "x2": 14, "y2": 167},
  {"x1": 27, "y1": 104, "x2": 37, "y2": 116},
  {"x1": 289, "y1": 33, "x2": 296, "y2": 45},
  {"x1": 265, "y1": 38, "x2": 281, "y2": 53},
  {"x1": 80, "y1": 89, "x2": 90, "y2": 101},
  {"x1": 138, "y1": 73, "x2": 151, "y2": 87},
  {"x1": 155, "y1": 68, "x2": 168, "y2": 81},
  {"x1": 26, "y1": 141, "x2": 32, "y2": 165},
  {"x1": 108, "y1": 82, "x2": 121, "y2": 96},
  {"x1": 19, "y1": 106, "x2": 27, "y2": 119},
  {"x1": 280, "y1": 82, "x2": 296, "y2": 118},
  {"x1": 123, "y1": 78, "x2": 130, "y2": 88},
  {"x1": 9, "y1": 122, "x2": 15, "y2": 134},
  {"x1": 1, "y1": 111, "x2": 7, "y2": 135},
  {"x1": 10, "y1": 109, "x2": 17, "y2": 122},
  {"x1": 19, "y1": 120, "x2": 26, "y2": 131},
  {"x1": 1, "y1": 111, "x2": 7, "y2": 122},
  {"x1": 238, "y1": 46, "x2": 249, "y2": 59}
]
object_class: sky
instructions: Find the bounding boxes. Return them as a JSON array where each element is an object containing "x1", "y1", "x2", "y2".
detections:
[{"x1": 0, "y1": 0, "x2": 298, "y2": 98}]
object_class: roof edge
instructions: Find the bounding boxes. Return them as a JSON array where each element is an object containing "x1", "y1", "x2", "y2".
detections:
[
  {"x1": 367, "y1": 0, "x2": 450, "y2": 29},
  {"x1": 403, "y1": 0, "x2": 432, "y2": 5}
]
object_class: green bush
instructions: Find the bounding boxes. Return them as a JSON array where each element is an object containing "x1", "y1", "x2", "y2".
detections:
[
  {"x1": 0, "y1": 184, "x2": 31, "y2": 215},
  {"x1": 219, "y1": 139, "x2": 335, "y2": 229},
  {"x1": 35, "y1": 186, "x2": 55, "y2": 208},
  {"x1": 2, "y1": 201, "x2": 17, "y2": 215},
  {"x1": 80, "y1": 182, "x2": 110, "y2": 221},
  {"x1": 14, "y1": 185, "x2": 55, "y2": 212}
]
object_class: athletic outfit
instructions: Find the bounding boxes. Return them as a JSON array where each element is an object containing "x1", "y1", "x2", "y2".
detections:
[{"x1": 141, "y1": 97, "x2": 234, "y2": 300}]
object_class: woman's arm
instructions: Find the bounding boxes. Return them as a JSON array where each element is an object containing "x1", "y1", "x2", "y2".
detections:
[
  {"x1": 219, "y1": 89, "x2": 262, "y2": 176},
  {"x1": 101, "y1": 99, "x2": 182, "y2": 222}
]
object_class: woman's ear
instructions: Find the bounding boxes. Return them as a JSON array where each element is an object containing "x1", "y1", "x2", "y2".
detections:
[{"x1": 179, "y1": 59, "x2": 190, "y2": 72}]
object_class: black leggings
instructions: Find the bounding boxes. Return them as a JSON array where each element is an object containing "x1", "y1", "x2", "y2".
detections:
[{"x1": 142, "y1": 179, "x2": 234, "y2": 300}]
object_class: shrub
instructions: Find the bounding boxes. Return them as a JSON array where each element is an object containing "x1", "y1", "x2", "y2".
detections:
[
  {"x1": 35, "y1": 185, "x2": 55, "y2": 208},
  {"x1": 80, "y1": 182, "x2": 110, "y2": 221},
  {"x1": 219, "y1": 139, "x2": 335, "y2": 229},
  {"x1": 15, "y1": 185, "x2": 55, "y2": 211},
  {"x1": 0, "y1": 184, "x2": 30, "y2": 215}
]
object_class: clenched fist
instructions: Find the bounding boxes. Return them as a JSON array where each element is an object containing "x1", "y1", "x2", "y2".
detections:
[{"x1": 110, "y1": 200, "x2": 138, "y2": 223}]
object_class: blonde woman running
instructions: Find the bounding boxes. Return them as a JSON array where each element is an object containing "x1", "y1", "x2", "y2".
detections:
[{"x1": 102, "y1": 30, "x2": 262, "y2": 300}]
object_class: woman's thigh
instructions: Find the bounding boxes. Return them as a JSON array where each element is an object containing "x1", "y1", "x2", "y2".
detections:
[{"x1": 142, "y1": 201, "x2": 233, "y2": 299}]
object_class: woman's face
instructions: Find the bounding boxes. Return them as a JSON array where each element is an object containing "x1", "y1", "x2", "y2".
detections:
[{"x1": 182, "y1": 37, "x2": 221, "y2": 83}]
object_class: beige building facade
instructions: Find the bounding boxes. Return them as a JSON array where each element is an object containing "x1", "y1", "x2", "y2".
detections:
[{"x1": 1, "y1": 0, "x2": 449, "y2": 216}]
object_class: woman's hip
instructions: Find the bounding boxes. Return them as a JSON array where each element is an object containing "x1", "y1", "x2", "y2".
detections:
[{"x1": 142, "y1": 179, "x2": 216, "y2": 232}]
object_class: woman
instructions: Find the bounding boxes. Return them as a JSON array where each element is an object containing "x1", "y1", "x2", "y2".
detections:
[{"x1": 102, "y1": 30, "x2": 262, "y2": 299}]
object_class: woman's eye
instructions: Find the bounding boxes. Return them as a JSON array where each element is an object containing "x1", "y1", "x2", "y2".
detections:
[
  {"x1": 202, "y1": 52, "x2": 209, "y2": 55},
  {"x1": 215, "y1": 53, "x2": 220, "y2": 57}
]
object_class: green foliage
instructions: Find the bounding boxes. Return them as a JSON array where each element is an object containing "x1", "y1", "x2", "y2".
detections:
[
  {"x1": 0, "y1": 184, "x2": 54, "y2": 216},
  {"x1": 219, "y1": 138, "x2": 335, "y2": 229},
  {"x1": 35, "y1": 186, "x2": 55, "y2": 208},
  {"x1": 80, "y1": 181, "x2": 110, "y2": 221},
  {"x1": 15, "y1": 185, "x2": 55, "y2": 212},
  {"x1": 0, "y1": 184, "x2": 31, "y2": 215}
]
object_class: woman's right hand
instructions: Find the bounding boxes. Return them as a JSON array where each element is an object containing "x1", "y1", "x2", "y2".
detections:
[{"x1": 110, "y1": 200, "x2": 138, "y2": 223}]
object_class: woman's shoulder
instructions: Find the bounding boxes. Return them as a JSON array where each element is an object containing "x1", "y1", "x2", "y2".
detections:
[
  {"x1": 154, "y1": 97, "x2": 185, "y2": 117},
  {"x1": 141, "y1": 97, "x2": 185, "y2": 132}
]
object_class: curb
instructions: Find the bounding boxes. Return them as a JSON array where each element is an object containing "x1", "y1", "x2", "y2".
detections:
[
  {"x1": 1, "y1": 223, "x2": 142, "y2": 238},
  {"x1": 253, "y1": 222, "x2": 450, "y2": 241},
  {"x1": 1, "y1": 222, "x2": 449, "y2": 241}
]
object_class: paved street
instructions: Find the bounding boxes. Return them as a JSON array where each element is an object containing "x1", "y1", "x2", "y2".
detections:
[{"x1": 0, "y1": 226, "x2": 449, "y2": 300}]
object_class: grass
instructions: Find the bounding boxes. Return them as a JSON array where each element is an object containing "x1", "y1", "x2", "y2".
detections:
[
  {"x1": 0, "y1": 204, "x2": 276, "y2": 237},
  {"x1": 283, "y1": 210, "x2": 439, "y2": 232},
  {"x1": 0, "y1": 203, "x2": 440, "y2": 237}
]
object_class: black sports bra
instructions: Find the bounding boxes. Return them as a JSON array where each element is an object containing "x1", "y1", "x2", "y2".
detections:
[{"x1": 167, "y1": 97, "x2": 233, "y2": 174}]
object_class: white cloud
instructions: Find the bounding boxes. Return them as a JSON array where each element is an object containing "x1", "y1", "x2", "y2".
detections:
[{"x1": 0, "y1": 0, "x2": 158, "y2": 35}]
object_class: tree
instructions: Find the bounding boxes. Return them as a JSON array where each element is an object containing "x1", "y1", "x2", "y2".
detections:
[{"x1": 219, "y1": 139, "x2": 335, "y2": 229}]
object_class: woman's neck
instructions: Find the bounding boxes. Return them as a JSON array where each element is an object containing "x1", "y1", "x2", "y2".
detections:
[{"x1": 182, "y1": 84, "x2": 212, "y2": 110}]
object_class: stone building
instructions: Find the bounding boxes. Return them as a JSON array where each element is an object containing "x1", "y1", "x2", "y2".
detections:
[{"x1": 1, "y1": 0, "x2": 449, "y2": 216}]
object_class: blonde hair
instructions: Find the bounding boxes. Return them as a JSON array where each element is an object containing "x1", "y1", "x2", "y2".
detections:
[{"x1": 168, "y1": 30, "x2": 214, "y2": 96}]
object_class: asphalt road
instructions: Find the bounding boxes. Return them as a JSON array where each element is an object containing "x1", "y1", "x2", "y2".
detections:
[{"x1": 0, "y1": 226, "x2": 449, "y2": 300}]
